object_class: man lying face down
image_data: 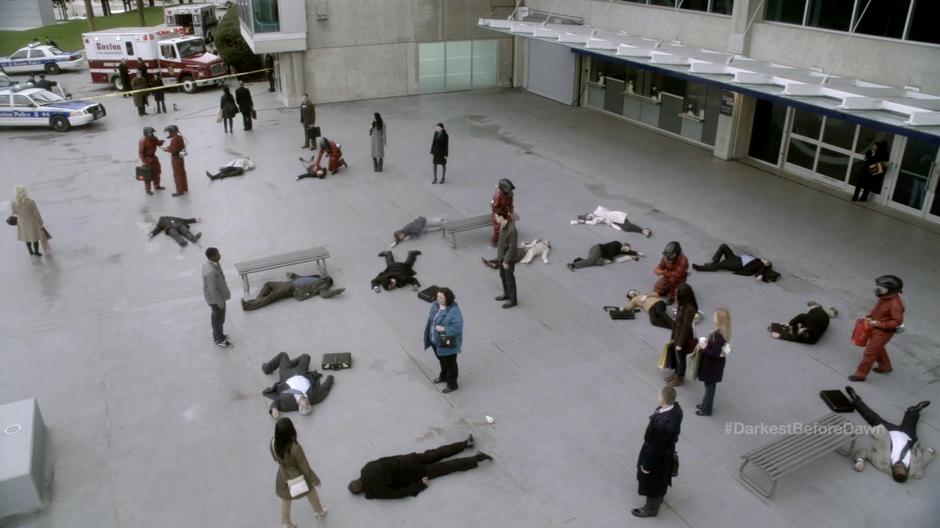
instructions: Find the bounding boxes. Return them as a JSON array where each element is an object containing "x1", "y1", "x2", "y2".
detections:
[
  {"x1": 371, "y1": 250, "x2": 421, "y2": 293},
  {"x1": 241, "y1": 272, "x2": 344, "y2": 311}
]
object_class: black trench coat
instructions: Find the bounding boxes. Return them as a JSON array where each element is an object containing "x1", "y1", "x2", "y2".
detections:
[{"x1": 636, "y1": 403, "x2": 682, "y2": 497}]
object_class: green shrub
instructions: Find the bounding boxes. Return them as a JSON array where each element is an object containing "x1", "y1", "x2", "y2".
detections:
[{"x1": 215, "y1": 8, "x2": 261, "y2": 79}]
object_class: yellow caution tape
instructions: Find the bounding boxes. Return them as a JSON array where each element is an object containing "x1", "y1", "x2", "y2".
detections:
[{"x1": 82, "y1": 67, "x2": 273, "y2": 101}]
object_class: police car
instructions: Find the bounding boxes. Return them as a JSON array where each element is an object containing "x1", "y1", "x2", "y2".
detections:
[
  {"x1": 0, "y1": 44, "x2": 85, "y2": 75},
  {"x1": 0, "y1": 86, "x2": 105, "y2": 132}
]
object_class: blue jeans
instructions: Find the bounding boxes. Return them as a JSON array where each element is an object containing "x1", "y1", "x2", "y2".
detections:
[
  {"x1": 209, "y1": 303, "x2": 226, "y2": 343},
  {"x1": 701, "y1": 382, "x2": 716, "y2": 415}
]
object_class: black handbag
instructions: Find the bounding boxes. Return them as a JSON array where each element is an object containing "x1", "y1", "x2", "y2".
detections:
[
  {"x1": 6, "y1": 215, "x2": 16, "y2": 226},
  {"x1": 136, "y1": 165, "x2": 153, "y2": 182},
  {"x1": 439, "y1": 333, "x2": 456, "y2": 348},
  {"x1": 672, "y1": 452, "x2": 679, "y2": 477}
]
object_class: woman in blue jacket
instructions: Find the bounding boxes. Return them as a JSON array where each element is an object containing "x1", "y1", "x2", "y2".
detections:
[{"x1": 424, "y1": 287, "x2": 463, "y2": 393}]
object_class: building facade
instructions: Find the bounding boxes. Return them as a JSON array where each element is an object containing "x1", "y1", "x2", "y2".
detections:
[
  {"x1": 237, "y1": 0, "x2": 516, "y2": 106},
  {"x1": 0, "y1": 0, "x2": 55, "y2": 31}
]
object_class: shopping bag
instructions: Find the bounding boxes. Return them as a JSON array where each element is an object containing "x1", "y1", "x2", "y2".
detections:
[
  {"x1": 216, "y1": 109, "x2": 223, "y2": 123},
  {"x1": 852, "y1": 318, "x2": 872, "y2": 347},
  {"x1": 684, "y1": 345, "x2": 701, "y2": 383},
  {"x1": 657, "y1": 342, "x2": 670, "y2": 370}
]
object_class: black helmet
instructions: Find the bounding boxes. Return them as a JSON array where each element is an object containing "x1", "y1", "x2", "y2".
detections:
[
  {"x1": 498, "y1": 178, "x2": 515, "y2": 194},
  {"x1": 874, "y1": 275, "x2": 903, "y2": 295},
  {"x1": 662, "y1": 241, "x2": 682, "y2": 261},
  {"x1": 143, "y1": 126, "x2": 156, "y2": 136},
  {"x1": 163, "y1": 125, "x2": 179, "y2": 136}
]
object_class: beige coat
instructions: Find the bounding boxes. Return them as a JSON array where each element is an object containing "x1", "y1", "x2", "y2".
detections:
[
  {"x1": 853, "y1": 424, "x2": 935, "y2": 479},
  {"x1": 12, "y1": 198, "x2": 45, "y2": 243},
  {"x1": 271, "y1": 439, "x2": 321, "y2": 500}
]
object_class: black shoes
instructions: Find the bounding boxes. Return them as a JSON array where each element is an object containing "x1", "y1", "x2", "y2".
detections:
[
  {"x1": 466, "y1": 434, "x2": 474, "y2": 448},
  {"x1": 631, "y1": 508, "x2": 658, "y2": 518},
  {"x1": 475, "y1": 452, "x2": 492, "y2": 462},
  {"x1": 502, "y1": 302, "x2": 517, "y2": 309},
  {"x1": 909, "y1": 401, "x2": 930, "y2": 413},
  {"x1": 848, "y1": 375, "x2": 865, "y2": 382},
  {"x1": 409, "y1": 250, "x2": 422, "y2": 256},
  {"x1": 495, "y1": 295, "x2": 508, "y2": 301},
  {"x1": 442, "y1": 385, "x2": 458, "y2": 394},
  {"x1": 378, "y1": 251, "x2": 390, "y2": 258},
  {"x1": 844, "y1": 385, "x2": 858, "y2": 402},
  {"x1": 432, "y1": 376, "x2": 445, "y2": 384}
]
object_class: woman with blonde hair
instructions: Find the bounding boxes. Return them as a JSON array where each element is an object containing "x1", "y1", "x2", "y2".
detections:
[
  {"x1": 695, "y1": 307, "x2": 731, "y2": 416},
  {"x1": 270, "y1": 417, "x2": 327, "y2": 527},
  {"x1": 10, "y1": 186, "x2": 47, "y2": 257}
]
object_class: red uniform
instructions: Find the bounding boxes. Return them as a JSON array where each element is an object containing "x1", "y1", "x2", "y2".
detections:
[
  {"x1": 491, "y1": 190, "x2": 514, "y2": 245},
  {"x1": 138, "y1": 136, "x2": 164, "y2": 193},
  {"x1": 653, "y1": 254, "x2": 689, "y2": 303},
  {"x1": 165, "y1": 134, "x2": 188, "y2": 194},
  {"x1": 853, "y1": 293, "x2": 904, "y2": 379},
  {"x1": 314, "y1": 140, "x2": 346, "y2": 174}
]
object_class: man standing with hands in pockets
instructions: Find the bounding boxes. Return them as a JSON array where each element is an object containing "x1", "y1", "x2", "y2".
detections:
[
  {"x1": 494, "y1": 207, "x2": 518, "y2": 309},
  {"x1": 202, "y1": 247, "x2": 233, "y2": 348}
]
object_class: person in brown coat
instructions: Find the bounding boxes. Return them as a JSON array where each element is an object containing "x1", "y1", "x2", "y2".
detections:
[
  {"x1": 131, "y1": 75, "x2": 149, "y2": 116},
  {"x1": 10, "y1": 186, "x2": 48, "y2": 257},
  {"x1": 161, "y1": 125, "x2": 188, "y2": 196},
  {"x1": 623, "y1": 289, "x2": 673, "y2": 329},
  {"x1": 665, "y1": 283, "x2": 698, "y2": 387},
  {"x1": 654, "y1": 241, "x2": 689, "y2": 304},
  {"x1": 270, "y1": 418, "x2": 327, "y2": 526},
  {"x1": 490, "y1": 178, "x2": 514, "y2": 247},
  {"x1": 137, "y1": 127, "x2": 165, "y2": 195},
  {"x1": 850, "y1": 275, "x2": 905, "y2": 382}
]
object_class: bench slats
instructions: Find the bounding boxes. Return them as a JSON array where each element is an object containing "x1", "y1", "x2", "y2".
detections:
[
  {"x1": 441, "y1": 213, "x2": 521, "y2": 248},
  {"x1": 234, "y1": 247, "x2": 330, "y2": 293},
  {"x1": 738, "y1": 413, "x2": 858, "y2": 498}
]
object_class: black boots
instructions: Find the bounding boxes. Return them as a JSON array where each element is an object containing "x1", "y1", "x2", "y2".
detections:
[
  {"x1": 378, "y1": 159, "x2": 383, "y2": 172},
  {"x1": 631, "y1": 496, "x2": 663, "y2": 517},
  {"x1": 372, "y1": 158, "x2": 378, "y2": 172}
]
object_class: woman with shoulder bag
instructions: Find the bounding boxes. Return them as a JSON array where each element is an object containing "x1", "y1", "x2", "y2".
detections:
[
  {"x1": 665, "y1": 284, "x2": 698, "y2": 387},
  {"x1": 852, "y1": 140, "x2": 889, "y2": 202},
  {"x1": 423, "y1": 287, "x2": 464, "y2": 393},
  {"x1": 10, "y1": 186, "x2": 48, "y2": 257},
  {"x1": 696, "y1": 308, "x2": 731, "y2": 416},
  {"x1": 271, "y1": 418, "x2": 327, "y2": 527},
  {"x1": 219, "y1": 86, "x2": 239, "y2": 134}
]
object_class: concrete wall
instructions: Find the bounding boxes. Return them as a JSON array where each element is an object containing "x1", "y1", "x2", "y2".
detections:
[
  {"x1": 749, "y1": 22, "x2": 940, "y2": 93},
  {"x1": 301, "y1": 0, "x2": 513, "y2": 103},
  {"x1": 0, "y1": 0, "x2": 55, "y2": 30}
]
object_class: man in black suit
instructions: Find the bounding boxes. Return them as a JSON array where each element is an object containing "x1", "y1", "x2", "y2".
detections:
[
  {"x1": 347, "y1": 435, "x2": 491, "y2": 499},
  {"x1": 234, "y1": 81, "x2": 254, "y2": 131},
  {"x1": 633, "y1": 386, "x2": 683, "y2": 518},
  {"x1": 371, "y1": 250, "x2": 421, "y2": 292},
  {"x1": 692, "y1": 243, "x2": 778, "y2": 282},
  {"x1": 148, "y1": 216, "x2": 201, "y2": 246},
  {"x1": 300, "y1": 93, "x2": 317, "y2": 149},
  {"x1": 769, "y1": 301, "x2": 838, "y2": 344},
  {"x1": 261, "y1": 352, "x2": 333, "y2": 418},
  {"x1": 494, "y1": 207, "x2": 518, "y2": 308},
  {"x1": 265, "y1": 54, "x2": 275, "y2": 92}
]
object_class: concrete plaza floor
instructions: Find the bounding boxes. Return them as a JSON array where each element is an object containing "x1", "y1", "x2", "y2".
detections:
[{"x1": 1, "y1": 76, "x2": 938, "y2": 527}]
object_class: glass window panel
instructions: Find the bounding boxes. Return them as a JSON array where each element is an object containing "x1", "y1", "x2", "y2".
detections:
[
  {"x1": 892, "y1": 138, "x2": 937, "y2": 209},
  {"x1": 749, "y1": 99, "x2": 788, "y2": 163},
  {"x1": 661, "y1": 75, "x2": 686, "y2": 97},
  {"x1": 765, "y1": 0, "x2": 806, "y2": 24},
  {"x1": 682, "y1": 0, "x2": 709, "y2": 11},
  {"x1": 816, "y1": 148, "x2": 852, "y2": 181},
  {"x1": 930, "y1": 190, "x2": 940, "y2": 217},
  {"x1": 471, "y1": 40, "x2": 497, "y2": 89},
  {"x1": 791, "y1": 108, "x2": 822, "y2": 139},
  {"x1": 712, "y1": 0, "x2": 734, "y2": 14},
  {"x1": 419, "y1": 43, "x2": 446, "y2": 93},
  {"x1": 821, "y1": 116, "x2": 855, "y2": 150},
  {"x1": 787, "y1": 138, "x2": 818, "y2": 170},
  {"x1": 445, "y1": 41, "x2": 472, "y2": 92},
  {"x1": 854, "y1": 0, "x2": 909, "y2": 39},
  {"x1": 807, "y1": 0, "x2": 853, "y2": 31},
  {"x1": 907, "y1": 0, "x2": 940, "y2": 44},
  {"x1": 684, "y1": 82, "x2": 707, "y2": 115},
  {"x1": 855, "y1": 126, "x2": 893, "y2": 154},
  {"x1": 251, "y1": 0, "x2": 280, "y2": 32}
]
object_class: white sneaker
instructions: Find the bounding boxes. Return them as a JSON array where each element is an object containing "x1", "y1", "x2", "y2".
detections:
[{"x1": 853, "y1": 458, "x2": 865, "y2": 472}]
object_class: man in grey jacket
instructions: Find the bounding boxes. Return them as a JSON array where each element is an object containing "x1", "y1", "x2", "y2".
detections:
[
  {"x1": 494, "y1": 207, "x2": 518, "y2": 309},
  {"x1": 202, "y1": 247, "x2": 232, "y2": 348}
]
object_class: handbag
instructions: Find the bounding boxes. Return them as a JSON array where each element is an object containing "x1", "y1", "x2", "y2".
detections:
[
  {"x1": 287, "y1": 475, "x2": 309, "y2": 498},
  {"x1": 135, "y1": 165, "x2": 153, "y2": 182},
  {"x1": 438, "y1": 333, "x2": 457, "y2": 348},
  {"x1": 6, "y1": 215, "x2": 16, "y2": 226},
  {"x1": 684, "y1": 345, "x2": 701, "y2": 383},
  {"x1": 852, "y1": 318, "x2": 872, "y2": 347},
  {"x1": 251, "y1": 109, "x2": 257, "y2": 119},
  {"x1": 672, "y1": 452, "x2": 679, "y2": 477},
  {"x1": 657, "y1": 342, "x2": 670, "y2": 370}
]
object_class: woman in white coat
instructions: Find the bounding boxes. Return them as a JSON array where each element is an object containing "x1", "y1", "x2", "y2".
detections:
[
  {"x1": 572, "y1": 205, "x2": 652, "y2": 237},
  {"x1": 10, "y1": 186, "x2": 47, "y2": 257},
  {"x1": 370, "y1": 112, "x2": 387, "y2": 172}
]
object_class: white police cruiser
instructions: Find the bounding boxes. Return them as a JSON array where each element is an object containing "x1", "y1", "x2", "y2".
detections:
[
  {"x1": 0, "y1": 86, "x2": 105, "y2": 132},
  {"x1": 0, "y1": 44, "x2": 85, "y2": 75}
]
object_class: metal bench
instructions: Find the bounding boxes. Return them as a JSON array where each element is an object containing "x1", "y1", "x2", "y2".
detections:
[
  {"x1": 738, "y1": 412, "x2": 859, "y2": 499},
  {"x1": 234, "y1": 247, "x2": 329, "y2": 293},
  {"x1": 441, "y1": 213, "x2": 520, "y2": 248}
]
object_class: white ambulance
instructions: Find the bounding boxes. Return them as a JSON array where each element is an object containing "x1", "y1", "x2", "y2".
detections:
[
  {"x1": 164, "y1": 4, "x2": 219, "y2": 42},
  {"x1": 82, "y1": 26, "x2": 228, "y2": 93}
]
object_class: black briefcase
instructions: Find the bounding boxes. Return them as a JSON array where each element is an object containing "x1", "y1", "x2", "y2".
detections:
[
  {"x1": 322, "y1": 352, "x2": 352, "y2": 370},
  {"x1": 604, "y1": 306, "x2": 635, "y2": 320},
  {"x1": 135, "y1": 165, "x2": 153, "y2": 182},
  {"x1": 417, "y1": 285, "x2": 440, "y2": 303},
  {"x1": 820, "y1": 389, "x2": 854, "y2": 413}
]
